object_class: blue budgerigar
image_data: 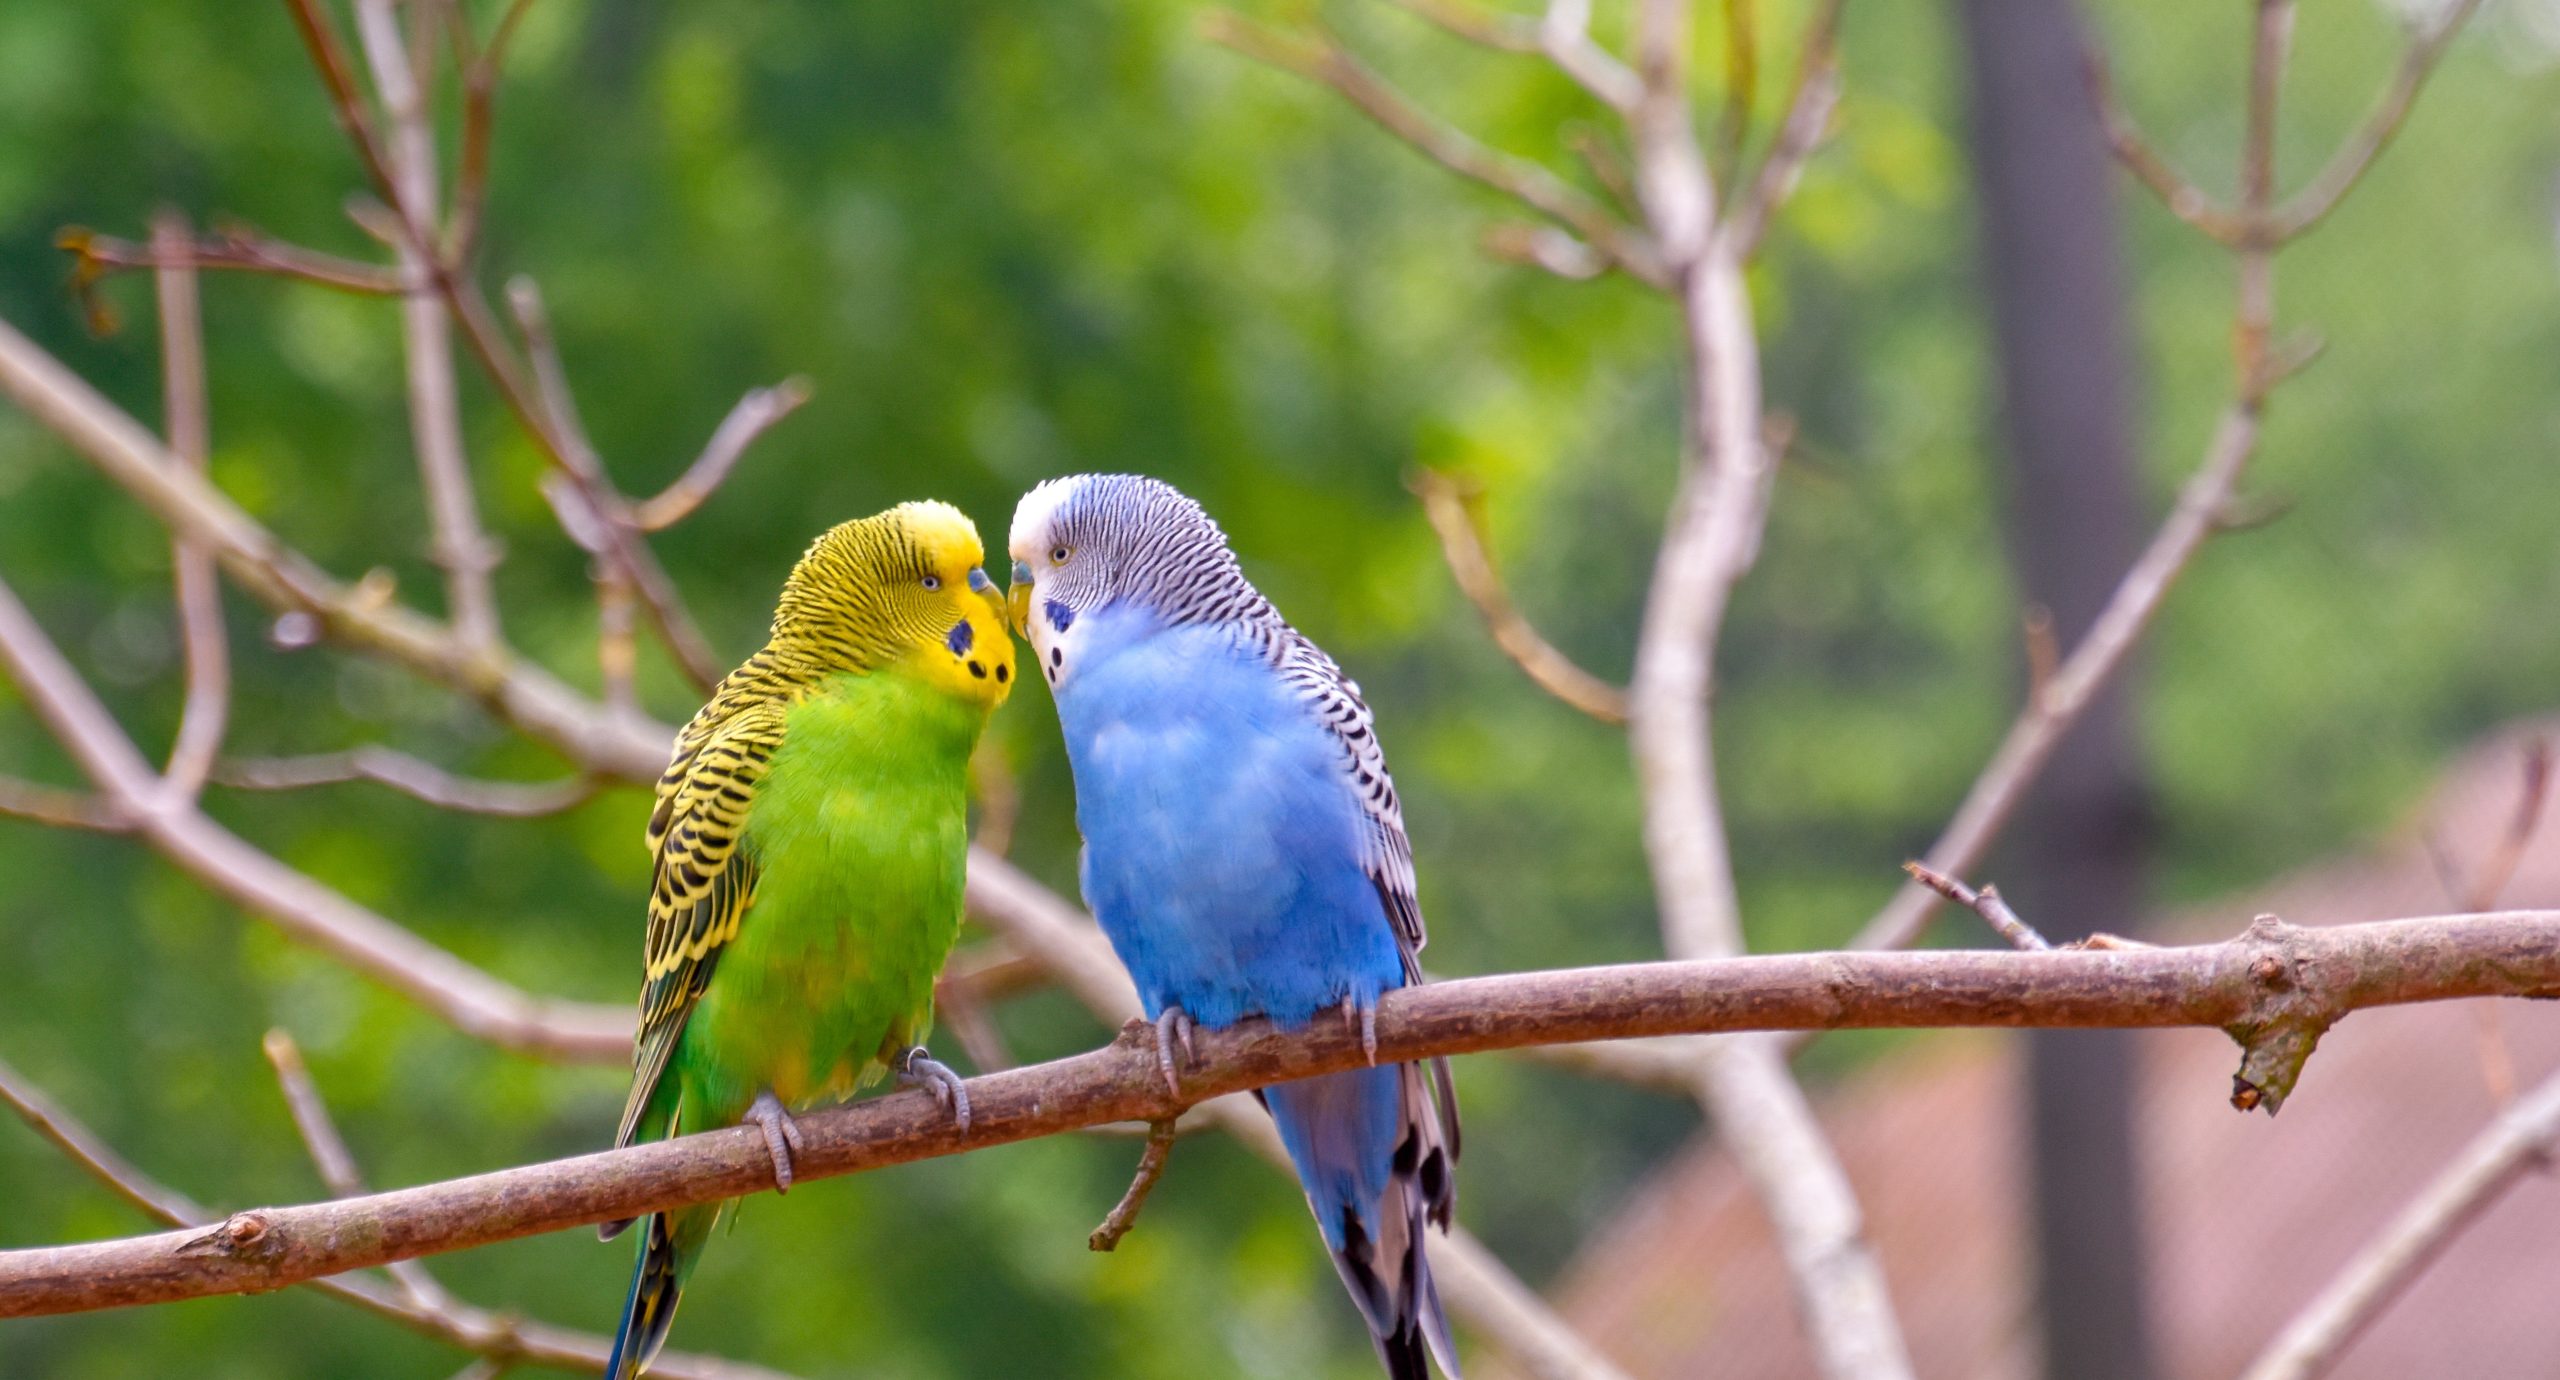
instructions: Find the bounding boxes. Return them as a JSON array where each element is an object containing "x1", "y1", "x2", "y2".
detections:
[{"x1": 1008, "y1": 474, "x2": 1461, "y2": 1380}]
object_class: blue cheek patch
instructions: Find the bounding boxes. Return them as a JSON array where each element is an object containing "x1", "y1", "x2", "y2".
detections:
[
  {"x1": 1045, "y1": 600, "x2": 1075, "y2": 633},
  {"x1": 946, "y1": 619, "x2": 975, "y2": 655}
]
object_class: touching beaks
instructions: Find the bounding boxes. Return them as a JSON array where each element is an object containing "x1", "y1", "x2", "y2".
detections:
[{"x1": 1006, "y1": 567, "x2": 1032, "y2": 638}]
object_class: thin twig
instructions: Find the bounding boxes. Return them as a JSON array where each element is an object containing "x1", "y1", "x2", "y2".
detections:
[
  {"x1": 9, "y1": 909, "x2": 2559, "y2": 1316},
  {"x1": 1727, "y1": 0, "x2": 1846, "y2": 259},
  {"x1": 447, "y1": 0, "x2": 541, "y2": 264},
  {"x1": 262, "y1": 1030, "x2": 451, "y2": 1310},
  {"x1": 1203, "y1": 12, "x2": 1665, "y2": 286},
  {"x1": 352, "y1": 0, "x2": 505, "y2": 655},
  {"x1": 152, "y1": 211, "x2": 230, "y2": 804},
  {"x1": 1411, "y1": 470, "x2": 1627, "y2": 722},
  {"x1": 0, "y1": 1054, "x2": 788, "y2": 1379},
  {"x1": 57, "y1": 227, "x2": 405, "y2": 299},
  {"x1": 0, "y1": 568, "x2": 628, "y2": 1059},
  {"x1": 633, "y1": 378, "x2": 813, "y2": 532},
  {"x1": 1540, "y1": 0, "x2": 1643, "y2": 111},
  {"x1": 1901, "y1": 862, "x2": 2052, "y2": 951},
  {"x1": 2264, "y1": 0, "x2": 2485, "y2": 243},
  {"x1": 216, "y1": 747, "x2": 596, "y2": 818},
  {"x1": 1087, "y1": 1119, "x2": 1178, "y2": 1251},
  {"x1": 2238, "y1": 1064, "x2": 2560, "y2": 1380},
  {"x1": 498, "y1": 278, "x2": 724, "y2": 691},
  {"x1": 0, "y1": 776, "x2": 128, "y2": 831},
  {"x1": 2083, "y1": 52, "x2": 2245, "y2": 245}
]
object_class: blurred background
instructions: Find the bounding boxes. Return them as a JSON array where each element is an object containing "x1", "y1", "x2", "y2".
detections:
[{"x1": 3, "y1": 0, "x2": 2557, "y2": 1376}]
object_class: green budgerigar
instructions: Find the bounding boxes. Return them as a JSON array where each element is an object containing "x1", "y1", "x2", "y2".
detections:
[{"x1": 601, "y1": 501, "x2": 1015, "y2": 1378}]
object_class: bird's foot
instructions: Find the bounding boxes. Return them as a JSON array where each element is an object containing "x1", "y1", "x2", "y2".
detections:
[
  {"x1": 1152, "y1": 1006, "x2": 1198, "y2": 1098},
  {"x1": 1339, "y1": 995, "x2": 1378, "y2": 1066},
  {"x1": 743, "y1": 1090, "x2": 806, "y2": 1194},
  {"x1": 897, "y1": 1046, "x2": 973, "y2": 1135}
]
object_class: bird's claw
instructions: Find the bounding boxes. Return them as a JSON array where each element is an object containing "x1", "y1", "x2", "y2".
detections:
[
  {"x1": 898, "y1": 1046, "x2": 973, "y2": 1135},
  {"x1": 743, "y1": 1090, "x2": 805, "y2": 1194},
  {"x1": 1153, "y1": 1006, "x2": 1198, "y2": 1098},
  {"x1": 1339, "y1": 996, "x2": 1378, "y2": 1065}
]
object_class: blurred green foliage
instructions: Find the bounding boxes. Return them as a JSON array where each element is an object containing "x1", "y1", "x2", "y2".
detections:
[{"x1": 1, "y1": 1, "x2": 2554, "y2": 1375}]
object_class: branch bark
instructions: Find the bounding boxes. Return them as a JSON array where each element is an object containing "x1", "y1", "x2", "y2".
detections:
[
  {"x1": 0, "y1": 1054, "x2": 791, "y2": 1380},
  {"x1": 5, "y1": 910, "x2": 2552, "y2": 1319}
]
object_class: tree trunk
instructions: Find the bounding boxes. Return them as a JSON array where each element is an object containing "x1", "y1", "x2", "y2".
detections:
[{"x1": 1953, "y1": 2, "x2": 2160, "y2": 1378}]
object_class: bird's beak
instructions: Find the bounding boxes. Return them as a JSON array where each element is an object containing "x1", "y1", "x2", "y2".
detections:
[
  {"x1": 1007, "y1": 560, "x2": 1033, "y2": 637},
  {"x1": 968, "y1": 567, "x2": 996, "y2": 596}
]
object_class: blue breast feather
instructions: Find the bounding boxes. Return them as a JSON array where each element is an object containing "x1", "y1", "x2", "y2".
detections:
[{"x1": 1056, "y1": 604, "x2": 1407, "y2": 1031}]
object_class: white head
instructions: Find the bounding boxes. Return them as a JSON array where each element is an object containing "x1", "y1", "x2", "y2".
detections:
[{"x1": 1006, "y1": 473, "x2": 1267, "y2": 691}]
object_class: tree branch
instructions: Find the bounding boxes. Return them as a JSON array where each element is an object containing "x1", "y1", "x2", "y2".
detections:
[
  {"x1": 4, "y1": 910, "x2": 2553, "y2": 1318},
  {"x1": 216, "y1": 747, "x2": 597, "y2": 818},
  {"x1": 150, "y1": 211, "x2": 231, "y2": 804},
  {"x1": 353, "y1": 0, "x2": 503, "y2": 656},
  {"x1": 2263, "y1": 0, "x2": 2481, "y2": 242},
  {"x1": 1203, "y1": 12, "x2": 1666, "y2": 287},
  {"x1": 0, "y1": 1054, "x2": 790, "y2": 1379},
  {"x1": 1411, "y1": 469, "x2": 1627, "y2": 723},
  {"x1": 0, "y1": 568, "x2": 629, "y2": 1060},
  {"x1": 633, "y1": 378, "x2": 812, "y2": 532}
]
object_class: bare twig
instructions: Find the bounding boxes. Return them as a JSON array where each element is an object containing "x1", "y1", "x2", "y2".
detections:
[
  {"x1": 0, "y1": 569, "x2": 628, "y2": 1060},
  {"x1": 353, "y1": 0, "x2": 503, "y2": 656},
  {"x1": 1541, "y1": 0, "x2": 1644, "y2": 111},
  {"x1": 2084, "y1": 53, "x2": 2245, "y2": 245},
  {"x1": 262, "y1": 1030, "x2": 451, "y2": 1310},
  {"x1": 0, "y1": 776, "x2": 127, "y2": 831},
  {"x1": 0, "y1": 1054, "x2": 788, "y2": 1379},
  {"x1": 633, "y1": 378, "x2": 813, "y2": 531},
  {"x1": 1728, "y1": 0, "x2": 1845, "y2": 259},
  {"x1": 151, "y1": 211, "x2": 230, "y2": 804},
  {"x1": 1087, "y1": 1119, "x2": 1178, "y2": 1251},
  {"x1": 1203, "y1": 12, "x2": 1665, "y2": 286},
  {"x1": 1411, "y1": 469, "x2": 1627, "y2": 722},
  {"x1": 2239, "y1": 1064, "x2": 2560, "y2": 1380},
  {"x1": 447, "y1": 0, "x2": 541, "y2": 264},
  {"x1": 1901, "y1": 862, "x2": 2052, "y2": 951},
  {"x1": 8, "y1": 909, "x2": 2558, "y2": 1317},
  {"x1": 2264, "y1": 0, "x2": 2484, "y2": 243},
  {"x1": 57, "y1": 226, "x2": 406, "y2": 298},
  {"x1": 216, "y1": 747, "x2": 596, "y2": 818},
  {"x1": 1848, "y1": 402, "x2": 2262, "y2": 956},
  {"x1": 497, "y1": 277, "x2": 724, "y2": 692},
  {"x1": 0, "y1": 314, "x2": 674, "y2": 782}
]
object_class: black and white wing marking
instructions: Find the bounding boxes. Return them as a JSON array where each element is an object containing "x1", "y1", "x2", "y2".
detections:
[{"x1": 1274, "y1": 629, "x2": 1426, "y2": 961}]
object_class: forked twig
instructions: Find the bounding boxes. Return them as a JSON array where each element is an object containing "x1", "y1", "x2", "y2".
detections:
[
  {"x1": 1087, "y1": 1119, "x2": 1179, "y2": 1251},
  {"x1": 1411, "y1": 470, "x2": 1627, "y2": 723}
]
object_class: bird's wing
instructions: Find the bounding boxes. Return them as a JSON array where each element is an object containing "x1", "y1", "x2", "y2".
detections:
[
  {"x1": 613, "y1": 692, "x2": 789, "y2": 1149},
  {"x1": 1273, "y1": 627, "x2": 1462, "y2": 1158},
  {"x1": 1273, "y1": 630, "x2": 1426, "y2": 961}
]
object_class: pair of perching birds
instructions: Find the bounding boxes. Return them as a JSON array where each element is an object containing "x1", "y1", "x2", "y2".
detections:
[{"x1": 602, "y1": 474, "x2": 1461, "y2": 1380}]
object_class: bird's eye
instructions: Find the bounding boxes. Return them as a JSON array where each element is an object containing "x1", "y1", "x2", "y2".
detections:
[
  {"x1": 1050, "y1": 546, "x2": 1071, "y2": 564},
  {"x1": 921, "y1": 574, "x2": 942, "y2": 592}
]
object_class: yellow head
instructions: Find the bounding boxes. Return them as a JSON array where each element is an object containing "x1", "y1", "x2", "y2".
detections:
[{"x1": 772, "y1": 500, "x2": 1014, "y2": 707}]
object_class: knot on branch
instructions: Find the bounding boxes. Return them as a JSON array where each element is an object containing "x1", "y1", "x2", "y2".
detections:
[
  {"x1": 178, "y1": 1210, "x2": 279, "y2": 1263},
  {"x1": 2224, "y1": 913, "x2": 2330, "y2": 1115}
]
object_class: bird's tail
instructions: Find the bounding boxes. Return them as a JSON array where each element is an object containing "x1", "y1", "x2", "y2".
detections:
[
  {"x1": 605, "y1": 1207, "x2": 709, "y2": 1380},
  {"x1": 1263, "y1": 1057, "x2": 1462, "y2": 1380}
]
